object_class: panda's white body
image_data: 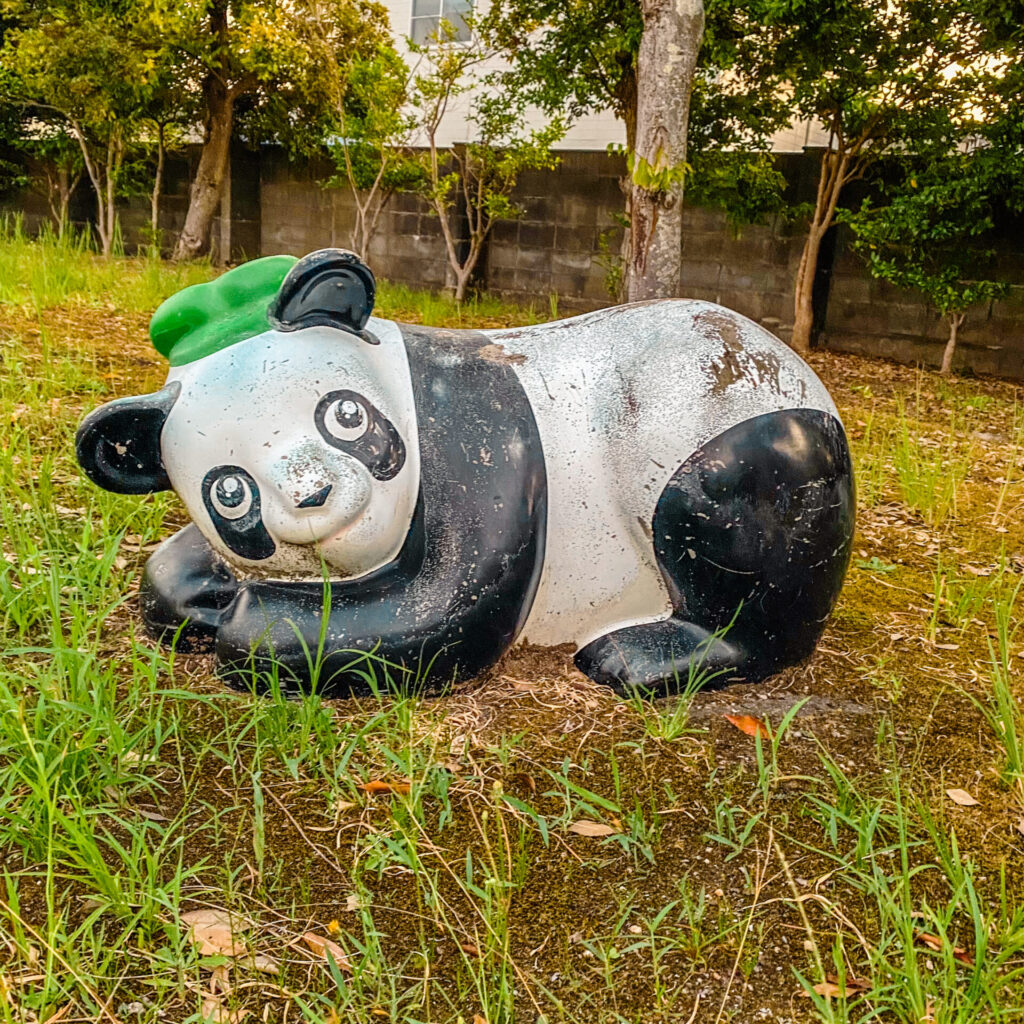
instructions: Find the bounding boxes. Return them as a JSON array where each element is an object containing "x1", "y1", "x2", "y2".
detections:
[
  {"x1": 487, "y1": 301, "x2": 839, "y2": 648},
  {"x1": 157, "y1": 300, "x2": 838, "y2": 655}
]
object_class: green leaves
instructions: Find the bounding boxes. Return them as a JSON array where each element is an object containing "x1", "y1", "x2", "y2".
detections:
[
  {"x1": 627, "y1": 151, "x2": 689, "y2": 195},
  {"x1": 408, "y1": 23, "x2": 565, "y2": 298},
  {"x1": 843, "y1": 150, "x2": 1013, "y2": 319}
]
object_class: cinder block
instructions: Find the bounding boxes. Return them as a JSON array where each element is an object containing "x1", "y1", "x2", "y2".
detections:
[
  {"x1": 515, "y1": 246, "x2": 550, "y2": 272},
  {"x1": 488, "y1": 244, "x2": 520, "y2": 270},
  {"x1": 518, "y1": 221, "x2": 556, "y2": 249},
  {"x1": 680, "y1": 260, "x2": 723, "y2": 291},
  {"x1": 554, "y1": 223, "x2": 597, "y2": 253}
]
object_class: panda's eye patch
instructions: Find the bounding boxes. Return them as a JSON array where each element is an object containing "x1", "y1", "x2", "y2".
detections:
[
  {"x1": 211, "y1": 474, "x2": 253, "y2": 519},
  {"x1": 201, "y1": 465, "x2": 275, "y2": 561},
  {"x1": 314, "y1": 389, "x2": 406, "y2": 482}
]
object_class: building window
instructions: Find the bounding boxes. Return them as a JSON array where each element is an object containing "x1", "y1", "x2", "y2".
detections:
[{"x1": 411, "y1": 0, "x2": 471, "y2": 45}]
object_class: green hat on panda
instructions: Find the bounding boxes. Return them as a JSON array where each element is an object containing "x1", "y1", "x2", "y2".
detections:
[{"x1": 149, "y1": 255, "x2": 298, "y2": 367}]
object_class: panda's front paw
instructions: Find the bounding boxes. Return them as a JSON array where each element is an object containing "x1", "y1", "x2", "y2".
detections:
[{"x1": 140, "y1": 524, "x2": 239, "y2": 650}]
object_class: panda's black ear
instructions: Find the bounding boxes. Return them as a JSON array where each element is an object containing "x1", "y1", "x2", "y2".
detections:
[
  {"x1": 75, "y1": 382, "x2": 181, "y2": 494},
  {"x1": 267, "y1": 249, "x2": 377, "y2": 343}
]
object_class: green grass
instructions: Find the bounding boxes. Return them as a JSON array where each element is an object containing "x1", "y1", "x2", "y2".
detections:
[
  {"x1": 2, "y1": 234, "x2": 1024, "y2": 1023},
  {"x1": 0, "y1": 217, "x2": 214, "y2": 312}
]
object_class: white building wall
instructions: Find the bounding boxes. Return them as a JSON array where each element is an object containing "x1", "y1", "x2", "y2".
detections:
[{"x1": 381, "y1": 1, "x2": 827, "y2": 153}]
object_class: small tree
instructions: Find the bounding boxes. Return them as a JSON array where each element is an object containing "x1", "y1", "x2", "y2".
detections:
[
  {"x1": 29, "y1": 126, "x2": 83, "y2": 233},
  {"x1": 845, "y1": 155, "x2": 1011, "y2": 376},
  {"x1": 742, "y1": 0, "x2": 991, "y2": 354},
  {"x1": 2, "y1": 0, "x2": 155, "y2": 255},
  {"x1": 139, "y1": 74, "x2": 197, "y2": 245},
  {"x1": 166, "y1": 0, "x2": 389, "y2": 261},
  {"x1": 323, "y1": 46, "x2": 423, "y2": 257},
  {"x1": 411, "y1": 30, "x2": 563, "y2": 302}
]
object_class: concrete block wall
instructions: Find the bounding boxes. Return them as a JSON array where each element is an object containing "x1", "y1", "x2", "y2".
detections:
[
  {"x1": 486, "y1": 152, "x2": 625, "y2": 307},
  {"x1": 821, "y1": 222, "x2": 1024, "y2": 378},
  {"x1": 677, "y1": 209, "x2": 804, "y2": 336}
]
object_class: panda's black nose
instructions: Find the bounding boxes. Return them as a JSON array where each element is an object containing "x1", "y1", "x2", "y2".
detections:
[{"x1": 297, "y1": 484, "x2": 332, "y2": 509}]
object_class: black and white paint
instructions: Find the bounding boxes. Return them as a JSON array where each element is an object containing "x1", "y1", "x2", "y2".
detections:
[{"x1": 76, "y1": 249, "x2": 854, "y2": 696}]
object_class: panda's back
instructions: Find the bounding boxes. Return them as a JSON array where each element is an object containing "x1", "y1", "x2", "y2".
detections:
[{"x1": 485, "y1": 299, "x2": 840, "y2": 648}]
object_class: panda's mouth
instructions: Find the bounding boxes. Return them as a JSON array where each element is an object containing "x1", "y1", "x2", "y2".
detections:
[{"x1": 297, "y1": 484, "x2": 333, "y2": 509}]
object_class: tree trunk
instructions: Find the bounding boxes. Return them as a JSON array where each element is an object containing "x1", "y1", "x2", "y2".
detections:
[
  {"x1": 453, "y1": 268, "x2": 471, "y2": 303},
  {"x1": 151, "y1": 123, "x2": 165, "y2": 239},
  {"x1": 626, "y1": 0, "x2": 704, "y2": 302},
  {"x1": 44, "y1": 165, "x2": 78, "y2": 234},
  {"x1": 940, "y1": 312, "x2": 964, "y2": 376},
  {"x1": 790, "y1": 149, "x2": 850, "y2": 354},
  {"x1": 102, "y1": 132, "x2": 123, "y2": 258},
  {"x1": 791, "y1": 222, "x2": 827, "y2": 356},
  {"x1": 173, "y1": 78, "x2": 234, "y2": 261},
  {"x1": 68, "y1": 120, "x2": 121, "y2": 257}
]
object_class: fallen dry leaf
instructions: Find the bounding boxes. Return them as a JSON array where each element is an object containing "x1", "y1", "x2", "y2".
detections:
[
  {"x1": 136, "y1": 807, "x2": 169, "y2": 822},
  {"x1": 240, "y1": 954, "x2": 279, "y2": 975},
  {"x1": 915, "y1": 931, "x2": 974, "y2": 966},
  {"x1": 181, "y1": 909, "x2": 248, "y2": 957},
  {"x1": 567, "y1": 820, "x2": 618, "y2": 837},
  {"x1": 209, "y1": 964, "x2": 232, "y2": 994},
  {"x1": 358, "y1": 779, "x2": 411, "y2": 796},
  {"x1": 805, "y1": 982, "x2": 843, "y2": 999},
  {"x1": 946, "y1": 788, "x2": 979, "y2": 807},
  {"x1": 302, "y1": 931, "x2": 353, "y2": 972},
  {"x1": 801, "y1": 974, "x2": 870, "y2": 999},
  {"x1": 200, "y1": 994, "x2": 248, "y2": 1024},
  {"x1": 459, "y1": 942, "x2": 482, "y2": 958},
  {"x1": 724, "y1": 713, "x2": 772, "y2": 739}
]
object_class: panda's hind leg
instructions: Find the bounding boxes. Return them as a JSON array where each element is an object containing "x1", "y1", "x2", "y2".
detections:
[
  {"x1": 576, "y1": 408, "x2": 854, "y2": 696},
  {"x1": 575, "y1": 618, "x2": 745, "y2": 695}
]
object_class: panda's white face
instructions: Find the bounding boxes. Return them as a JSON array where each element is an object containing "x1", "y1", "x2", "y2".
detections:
[{"x1": 159, "y1": 317, "x2": 420, "y2": 580}]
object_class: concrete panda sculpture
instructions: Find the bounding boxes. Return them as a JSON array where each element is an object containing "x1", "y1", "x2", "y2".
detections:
[{"x1": 76, "y1": 248, "x2": 854, "y2": 696}]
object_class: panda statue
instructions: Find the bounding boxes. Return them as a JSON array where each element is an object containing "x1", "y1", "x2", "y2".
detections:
[{"x1": 76, "y1": 249, "x2": 854, "y2": 697}]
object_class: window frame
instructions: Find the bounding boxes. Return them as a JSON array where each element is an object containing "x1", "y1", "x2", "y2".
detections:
[{"x1": 409, "y1": 0, "x2": 472, "y2": 47}]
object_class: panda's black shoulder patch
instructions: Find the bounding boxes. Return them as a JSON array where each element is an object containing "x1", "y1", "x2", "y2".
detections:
[{"x1": 267, "y1": 249, "x2": 377, "y2": 343}]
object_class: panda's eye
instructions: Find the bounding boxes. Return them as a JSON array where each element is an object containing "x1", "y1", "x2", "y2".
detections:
[
  {"x1": 211, "y1": 474, "x2": 253, "y2": 520},
  {"x1": 314, "y1": 389, "x2": 406, "y2": 480},
  {"x1": 323, "y1": 397, "x2": 368, "y2": 442}
]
